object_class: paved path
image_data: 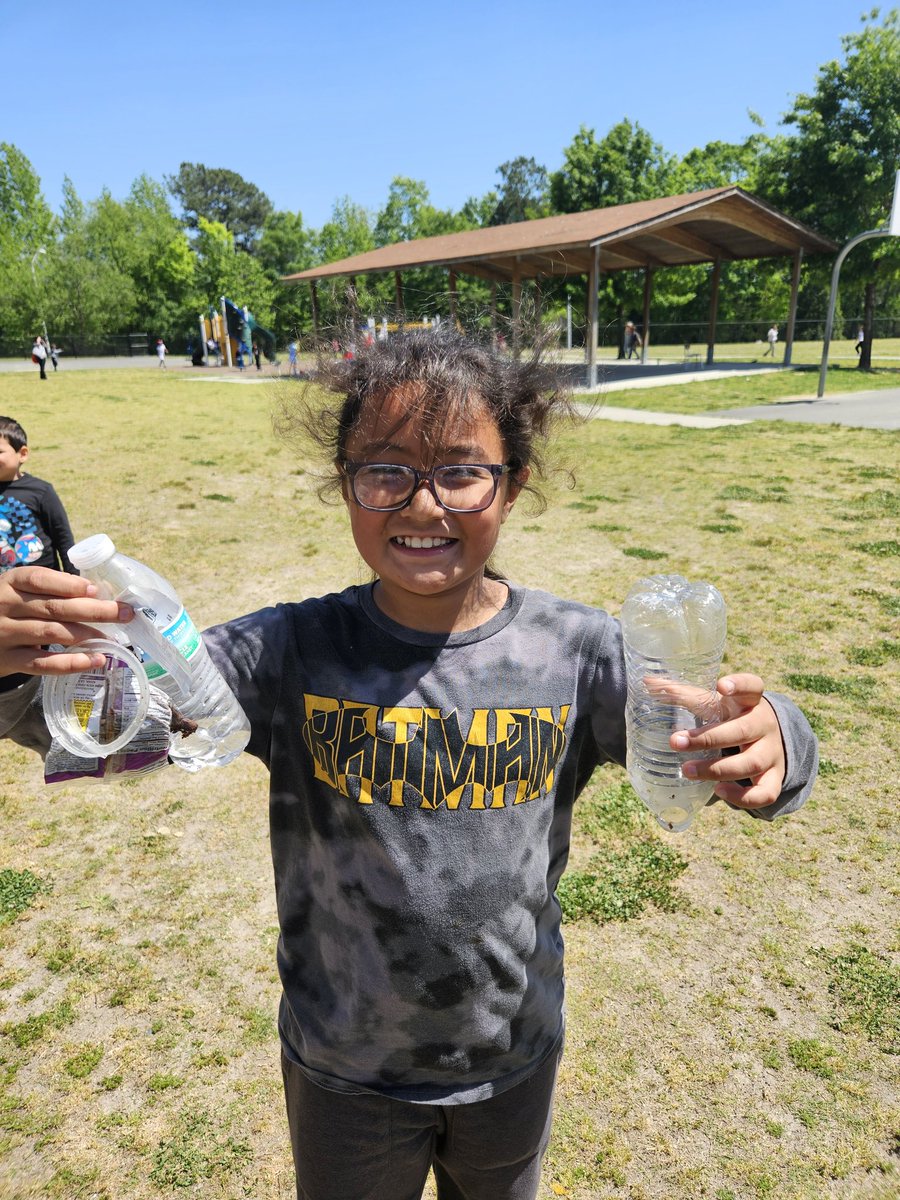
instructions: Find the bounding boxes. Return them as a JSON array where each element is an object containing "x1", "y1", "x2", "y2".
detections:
[{"x1": 710, "y1": 387, "x2": 900, "y2": 430}]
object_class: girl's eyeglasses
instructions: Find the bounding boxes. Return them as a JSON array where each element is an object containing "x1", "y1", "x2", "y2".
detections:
[{"x1": 343, "y1": 462, "x2": 511, "y2": 513}]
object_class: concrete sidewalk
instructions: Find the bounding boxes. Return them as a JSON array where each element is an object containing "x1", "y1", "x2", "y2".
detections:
[{"x1": 709, "y1": 387, "x2": 900, "y2": 431}]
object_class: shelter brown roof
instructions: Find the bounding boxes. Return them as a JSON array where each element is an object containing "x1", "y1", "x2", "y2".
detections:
[{"x1": 282, "y1": 187, "x2": 836, "y2": 286}]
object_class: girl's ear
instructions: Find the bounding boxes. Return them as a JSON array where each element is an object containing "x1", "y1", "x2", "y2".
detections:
[{"x1": 500, "y1": 466, "x2": 530, "y2": 523}]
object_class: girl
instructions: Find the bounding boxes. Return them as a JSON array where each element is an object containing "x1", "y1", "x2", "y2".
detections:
[{"x1": 0, "y1": 327, "x2": 817, "y2": 1200}]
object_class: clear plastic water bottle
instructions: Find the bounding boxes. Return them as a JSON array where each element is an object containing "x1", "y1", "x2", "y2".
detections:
[
  {"x1": 620, "y1": 575, "x2": 727, "y2": 833},
  {"x1": 65, "y1": 534, "x2": 250, "y2": 772}
]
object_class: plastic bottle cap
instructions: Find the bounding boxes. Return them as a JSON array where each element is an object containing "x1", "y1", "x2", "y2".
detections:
[{"x1": 68, "y1": 533, "x2": 117, "y2": 571}]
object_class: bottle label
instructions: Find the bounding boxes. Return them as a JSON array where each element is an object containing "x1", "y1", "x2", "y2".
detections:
[{"x1": 141, "y1": 606, "x2": 202, "y2": 680}]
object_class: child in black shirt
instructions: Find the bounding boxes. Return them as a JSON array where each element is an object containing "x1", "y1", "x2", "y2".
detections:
[{"x1": 0, "y1": 416, "x2": 77, "y2": 575}]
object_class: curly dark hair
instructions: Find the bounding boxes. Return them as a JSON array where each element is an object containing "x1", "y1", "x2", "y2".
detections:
[{"x1": 275, "y1": 325, "x2": 572, "y2": 512}]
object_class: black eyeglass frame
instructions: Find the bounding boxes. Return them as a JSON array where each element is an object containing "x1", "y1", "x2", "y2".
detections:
[{"x1": 342, "y1": 461, "x2": 512, "y2": 513}]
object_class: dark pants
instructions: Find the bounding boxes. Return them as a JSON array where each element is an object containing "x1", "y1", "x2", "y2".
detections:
[
  {"x1": 281, "y1": 1046, "x2": 561, "y2": 1200},
  {"x1": 36, "y1": 357, "x2": 46, "y2": 379}
]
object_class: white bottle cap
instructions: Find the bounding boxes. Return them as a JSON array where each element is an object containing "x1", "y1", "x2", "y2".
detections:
[{"x1": 68, "y1": 533, "x2": 117, "y2": 571}]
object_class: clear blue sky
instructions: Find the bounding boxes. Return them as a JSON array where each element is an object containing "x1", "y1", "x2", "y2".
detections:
[{"x1": 2, "y1": 0, "x2": 868, "y2": 229}]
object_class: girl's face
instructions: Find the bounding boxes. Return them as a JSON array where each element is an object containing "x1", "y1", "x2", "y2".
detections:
[{"x1": 342, "y1": 388, "x2": 527, "y2": 632}]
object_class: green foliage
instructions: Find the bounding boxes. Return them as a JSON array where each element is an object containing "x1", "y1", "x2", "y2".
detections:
[
  {"x1": 853, "y1": 539, "x2": 900, "y2": 557},
  {"x1": 194, "y1": 216, "x2": 275, "y2": 324},
  {"x1": 782, "y1": 672, "x2": 876, "y2": 699},
  {"x1": 0, "y1": 868, "x2": 48, "y2": 924},
  {"x1": 62, "y1": 1044, "x2": 104, "y2": 1079},
  {"x1": 490, "y1": 156, "x2": 550, "y2": 225},
  {"x1": 150, "y1": 1108, "x2": 251, "y2": 1187},
  {"x1": 816, "y1": 943, "x2": 900, "y2": 1053},
  {"x1": 787, "y1": 1037, "x2": 837, "y2": 1078},
  {"x1": 557, "y1": 840, "x2": 689, "y2": 923},
  {"x1": 550, "y1": 120, "x2": 674, "y2": 213},
  {"x1": 167, "y1": 161, "x2": 273, "y2": 251}
]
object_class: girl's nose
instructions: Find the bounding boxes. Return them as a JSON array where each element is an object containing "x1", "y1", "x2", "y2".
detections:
[{"x1": 407, "y1": 478, "x2": 445, "y2": 517}]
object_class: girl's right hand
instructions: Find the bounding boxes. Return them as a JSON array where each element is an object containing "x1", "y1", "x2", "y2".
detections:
[{"x1": 0, "y1": 566, "x2": 133, "y2": 677}]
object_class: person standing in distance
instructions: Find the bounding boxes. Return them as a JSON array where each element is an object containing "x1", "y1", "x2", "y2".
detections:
[{"x1": 31, "y1": 336, "x2": 48, "y2": 380}]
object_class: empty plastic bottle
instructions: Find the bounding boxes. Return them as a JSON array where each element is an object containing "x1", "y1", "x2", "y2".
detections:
[
  {"x1": 64, "y1": 534, "x2": 250, "y2": 771},
  {"x1": 620, "y1": 575, "x2": 727, "y2": 833}
]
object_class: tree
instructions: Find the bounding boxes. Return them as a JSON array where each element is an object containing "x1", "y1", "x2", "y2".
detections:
[
  {"x1": 46, "y1": 179, "x2": 137, "y2": 347},
  {"x1": 0, "y1": 144, "x2": 56, "y2": 341},
  {"x1": 757, "y1": 8, "x2": 900, "y2": 366},
  {"x1": 193, "y1": 216, "x2": 276, "y2": 326},
  {"x1": 167, "y1": 163, "x2": 273, "y2": 252},
  {"x1": 549, "y1": 120, "x2": 675, "y2": 213},
  {"x1": 490, "y1": 156, "x2": 549, "y2": 225},
  {"x1": 257, "y1": 211, "x2": 313, "y2": 342},
  {"x1": 550, "y1": 121, "x2": 676, "y2": 353}
]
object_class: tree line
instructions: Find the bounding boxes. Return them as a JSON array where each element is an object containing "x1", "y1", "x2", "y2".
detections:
[{"x1": 1, "y1": 9, "x2": 898, "y2": 358}]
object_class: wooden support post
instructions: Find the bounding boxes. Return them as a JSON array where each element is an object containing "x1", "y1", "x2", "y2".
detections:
[
  {"x1": 588, "y1": 245, "x2": 600, "y2": 389},
  {"x1": 309, "y1": 281, "x2": 320, "y2": 343},
  {"x1": 783, "y1": 248, "x2": 803, "y2": 366},
  {"x1": 641, "y1": 267, "x2": 653, "y2": 364},
  {"x1": 448, "y1": 269, "x2": 458, "y2": 324},
  {"x1": 511, "y1": 264, "x2": 522, "y2": 359},
  {"x1": 394, "y1": 272, "x2": 404, "y2": 330},
  {"x1": 533, "y1": 278, "x2": 542, "y2": 338},
  {"x1": 490, "y1": 282, "x2": 498, "y2": 346},
  {"x1": 706, "y1": 258, "x2": 721, "y2": 366}
]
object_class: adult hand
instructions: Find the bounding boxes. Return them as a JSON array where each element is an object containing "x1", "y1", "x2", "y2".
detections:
[
  {"x1": 0, "y1": 566, "x2": 132, "y2": 677},
  {"x1": 649, "y1": 674, "x2": 786, "y2": 810}
]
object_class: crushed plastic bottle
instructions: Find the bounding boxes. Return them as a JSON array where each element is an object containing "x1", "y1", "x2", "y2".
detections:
[
  {"x1": 60, "y1": 534, "x2": 250, "y2": 771},
  {"x1": 43, "y1": 637, "x2": 150, "y2": 757},
  {"x1": 620, "y1": 574, "x2": 727, "y2": 833}
]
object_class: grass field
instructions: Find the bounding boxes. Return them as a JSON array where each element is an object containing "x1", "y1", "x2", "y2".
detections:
[{"x1": 0, "y1": 368, "x2": 897, "y2": 1200}]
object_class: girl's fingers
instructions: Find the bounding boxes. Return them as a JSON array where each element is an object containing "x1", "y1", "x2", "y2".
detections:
[
  {"x1": 8, "y1": 648, "x2": 108, "y2": 676},
  {"x1": 712, "y1": 768, "x2": 784, "y2": 809}
]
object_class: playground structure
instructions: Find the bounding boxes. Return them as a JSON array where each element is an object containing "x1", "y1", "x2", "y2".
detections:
[{"x1": 198, "y1": 297, "x2": 276, "y2": 367}]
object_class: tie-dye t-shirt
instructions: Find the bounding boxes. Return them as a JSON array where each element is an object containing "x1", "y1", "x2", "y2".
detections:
[{"x1": 203, "y1": 583, "x2": 817, "y2": 1104}]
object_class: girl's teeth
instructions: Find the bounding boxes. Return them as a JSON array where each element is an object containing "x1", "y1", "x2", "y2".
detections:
[{"x1": 396, "y1": 536, "x2": 450, "y2": 548}]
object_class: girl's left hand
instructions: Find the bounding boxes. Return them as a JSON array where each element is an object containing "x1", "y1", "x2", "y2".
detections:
[{"x1": 661, "y1": 674, "x2": 786, "y2": 810}]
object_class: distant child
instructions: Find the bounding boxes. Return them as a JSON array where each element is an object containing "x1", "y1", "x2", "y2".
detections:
[
  {"x1": 31, "y1": 336, "x2": 48, "y2": 380},
  {"x1": 156, "y1": 338, "x2": 167, "y2": 368},
  {"x1": 287, "y1": 339, "x2": 299, "y2": 376},
  {"x1": 0, "y1": 416, "x2": 77, "y2": 578},
  {"x1": 0, "y1": 329, "x2": 818, "y2": 1200},
  {"x1": 764, "y1": 323, "x2": 778, "y2": 357},
  {"x1": 854, "y1": 325, "x2": 865, "y2": 356},
  {"x1": 50, "y1": 344, "x2": 61, "y2": 371}
]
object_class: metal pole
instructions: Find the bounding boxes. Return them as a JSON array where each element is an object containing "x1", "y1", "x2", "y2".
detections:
[
  {"x1": 587, "y1": 245, "x2": 600, "y2": 390},
  {"x1": 566, "y1": 295, "x2": 572, "y2": 350},
  {"x1": 706, "y1": 258, "x2": 721, "y2": 366},
  {"x1": 199, "y1": 315, "x2": 208, "y2": 366},
  {"x1": 221, "y1": 296, "x2": 232, "y2": 367},
  {"x1": 641, "y1": 267, "x2": 653, "y2": 364},
  {"x1": 817, "y1": 229, "x2": 891, "y2": 397},
  {"x1": 783, "y1": 249, "x2": 803, "y2": 366}
]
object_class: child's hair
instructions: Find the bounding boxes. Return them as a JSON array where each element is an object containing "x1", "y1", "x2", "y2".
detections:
[
  {"x1": 278, "y1": 325, "x2": 572, "y2": 513},
  {"x1": 0, "y1": 417, "x2": 27, "y2": 451}
]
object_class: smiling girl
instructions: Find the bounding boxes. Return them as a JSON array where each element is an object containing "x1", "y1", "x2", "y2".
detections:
[{"x1": 0, "y1": 327, "x2": 817, "y2": 1200}]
